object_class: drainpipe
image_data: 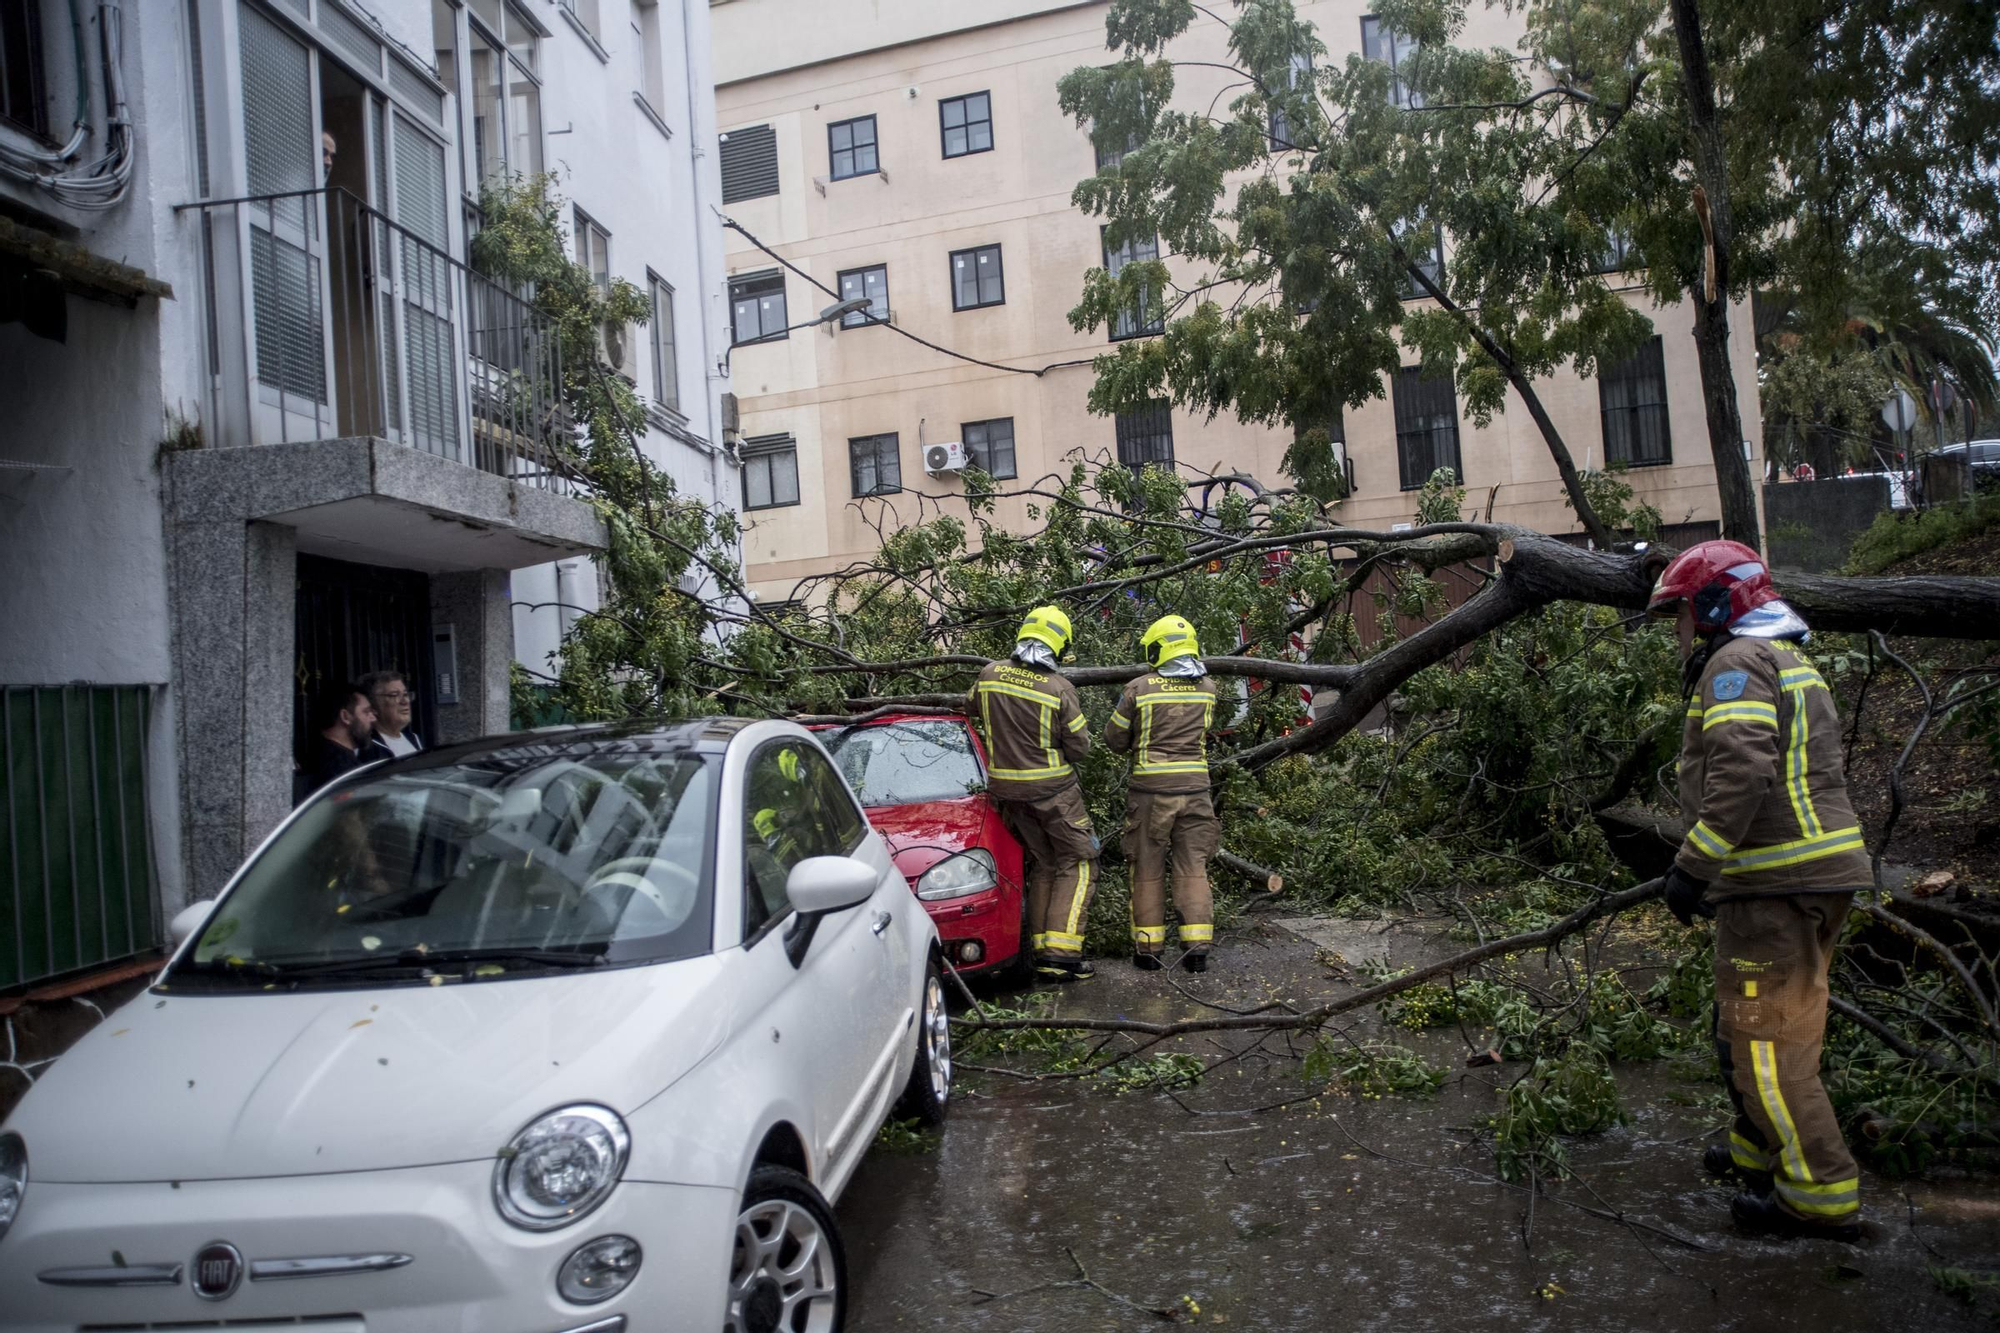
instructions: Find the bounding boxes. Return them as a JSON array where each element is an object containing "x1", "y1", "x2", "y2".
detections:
[{"x1": 679, "y1": 0, "x2": 732, "y2": 513}]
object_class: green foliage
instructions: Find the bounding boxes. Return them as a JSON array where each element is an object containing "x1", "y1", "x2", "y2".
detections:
[
  {"x1": 1306, "y1": 1038, "x2": 1446, "y2": 1100},
  {"x1": 873, "y1": 1117, "x2": 941, "y2": 1154},
  {"x1": 1414, "y1": 469, "x2": 1465, "y2": 526},
  {"x1": 1930, "y1": 1266, "x2": 2000, "y2": 1314},
  {"x1": 1096, "y1": 1052, "x2": 1207, "y2": 1094},
  {"x1": 952, "y1": 994, "x2": 1080, "y2": 1061},
  {"x1": 1493, "y1": 1049, "x2": 1627, "y2": 1182},
  {"x1": 1561, "y1": 466, "x2": 1663, "y2": 542},
  {"x1": 1844, "y1": 494, "x2": 2000, "y2": 575}
]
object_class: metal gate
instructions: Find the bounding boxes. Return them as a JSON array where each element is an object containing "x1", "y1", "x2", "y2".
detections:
[{"x1": 293, "y1": 555, "x2": 437, "y2": 761}]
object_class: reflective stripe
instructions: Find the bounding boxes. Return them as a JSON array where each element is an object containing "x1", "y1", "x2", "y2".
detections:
[
  {"x1": 989, "y1": 763, "x2": 1074, "y2": 781},
  {"x1": 1029, "y1": 932, "x2": 1047, "y2": 952},
  {"x1": 1750, "y1": 1039, "x2": 1812, "y2": 1183},
  {"x1": 1134, "y1": 760, "x2": 1208, "y2": 776},
  {"x1": 1720, "y1": 826, "x2": 1866, "y2": 875},
  {"x1": 1688, "y1": 820, "x2": 1733, "y2": 858},
  {"x1": 1132, "y1": 924, "x2": 1168, "y2": 943},
  {"x1": 1780, "y1": 668, "x2": 1828, "y2": 693},
  {"x1": 1702, "y1": 702, "x2": 1779, "y2": 730},
  {"x1": 1784, "y1": 687, "x2": 1824, "y2": 838},
  {"x1": 1134, "y1": 691, "x2": 1209, "y2": 776},
  {"x1": 1063, "y1": 860, "x2": 1092, "y2": 936},
  {"x1": 976, "y1": 681, "x2": 1062, "y2": 709},
  {"x1": 1774, "y1": 1178, "x2": 1860, "y2": 1217},
  {"x1": 1067, "y1": 713, "x2": 1088, "y2": 733},
  {"x1": 1686, "y1": 703, "x2": 1704, "y2": 720},
  {"x1": 1044, "y1": 930, "x2": 1085, "y2": 950},
  {"x1": 1730, "y1": 1131, "x2": 1772, "y2": 1171},
  {"x1": 1110, "y1": 711, "x2": 1132, "y2": 729},
  {"x1": 1178, "y1": 923, "x2": 1214, "y2": 942},
  {"x1": 1743, "y1": 979, "x2": 1758, "y2": 998}
]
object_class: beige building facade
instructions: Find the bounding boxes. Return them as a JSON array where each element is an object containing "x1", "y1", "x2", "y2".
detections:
[{"x1": 711, "y1": 0, "x2": 1760, "y2": 602}]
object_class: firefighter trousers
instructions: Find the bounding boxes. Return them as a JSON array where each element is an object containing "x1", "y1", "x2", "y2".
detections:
[
  {"x1": 1123, "y1": 789, "x2": 1219, "y2": 957},
  {"x1": 1712, "y1": 891, "x2": 1861, "y2": 1226},
  {"x1": 996, "y1": 785, "x2": 1099, "y2": 960}
]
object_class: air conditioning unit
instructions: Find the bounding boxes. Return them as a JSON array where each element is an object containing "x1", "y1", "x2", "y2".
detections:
[
  {"x1": 599, "y1": 319, "x2": 633, "y2": 374},
  {"x1": 923, "y1": 440, "x2": 968, "y2": 475}
]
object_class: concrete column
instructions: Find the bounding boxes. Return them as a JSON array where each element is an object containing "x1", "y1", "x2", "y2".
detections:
[
  {"x1": 430, "y1": 569, "x2": 513, "y2": 745},
  {"x1": 166, "y1": 517, "x2": 297, "y2": 899}
]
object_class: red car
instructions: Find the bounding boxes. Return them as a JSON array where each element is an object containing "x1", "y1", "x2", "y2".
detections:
[{"x1": 819, "y1": 713, "x2": 1028, "y2": 977}]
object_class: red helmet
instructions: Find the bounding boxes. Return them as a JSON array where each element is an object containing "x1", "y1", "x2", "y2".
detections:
[{"x1": 1646, "y1": 539, "x2": 1778, "y2": 631}]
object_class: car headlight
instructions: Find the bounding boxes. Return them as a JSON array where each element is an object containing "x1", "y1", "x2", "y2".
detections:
[
  {"x1": 0, "y1": 1133, "x2": 25, "y2": 1245},
  {"x1": 493, "y1": 1105, "x2": 629, "y2": 1231},
  {"x1": 916, "y1": 849, "x2": 998, "y2": 901}
]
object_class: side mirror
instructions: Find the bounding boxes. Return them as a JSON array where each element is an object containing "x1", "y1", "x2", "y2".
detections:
[
  {"x1": 785, "y1": 856, "x2": 877, "y2": 916},
  {"x1": 168, "y1": 899, "x2": 217, "y2": 947}
]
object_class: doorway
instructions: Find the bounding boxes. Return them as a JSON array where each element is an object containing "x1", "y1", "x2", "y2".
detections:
[{"x1": 293, "y1": 555, "x2": 438, "y2": 764}]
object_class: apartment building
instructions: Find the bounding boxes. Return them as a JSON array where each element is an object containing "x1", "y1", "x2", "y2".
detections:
[
  {"x1": 712, "y1": 0, "x2": 1761, "y2": 603},
  {"x1": 0, "y1": 0, "x2": 734, "y2": 992}
]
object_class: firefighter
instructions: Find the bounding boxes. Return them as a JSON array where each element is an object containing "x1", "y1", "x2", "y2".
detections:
[
  {"x1": 967, "y1": 605, "x2": 1099, "y2": 981},
  {"x1": 1648, "y1": 539, "x2": 1869, "y2": 1242},
  {"x1": 1105, "y1": 614, "x2": 1220, "y2": 973}
]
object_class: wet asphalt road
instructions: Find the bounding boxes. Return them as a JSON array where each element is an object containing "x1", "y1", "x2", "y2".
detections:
[{"x1": 834, "y1": 918, "x2": 2000, "y2": 1331}]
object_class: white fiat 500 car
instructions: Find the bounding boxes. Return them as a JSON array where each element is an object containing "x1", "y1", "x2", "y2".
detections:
[{"x1": 0, "y1": 719, "x2": 951, "y2": 1333}]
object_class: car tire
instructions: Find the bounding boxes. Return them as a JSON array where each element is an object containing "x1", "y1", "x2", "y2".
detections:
[
  {"x1": 893, "y1": 960, "x2": 952, "y2": 1126},
  {"x1": 727, "y1": 1165, "x2": 846, "y2": 1333}
]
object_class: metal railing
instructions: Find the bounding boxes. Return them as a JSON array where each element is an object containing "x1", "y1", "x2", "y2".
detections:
[
  {"x1": 176, "y1": 187, "x2": 572, "y2": 491},
  {"x1": 1, "y1": 686, "x2": 158, "y2": 991}
]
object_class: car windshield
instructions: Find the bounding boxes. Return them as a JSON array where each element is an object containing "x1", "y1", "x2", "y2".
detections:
[
  {"x1": 172, "y1": 745, "x2": 718, "y2": 988},
  {"x1": 827, "y1": 720, "x2": 984, "y2": 806}
]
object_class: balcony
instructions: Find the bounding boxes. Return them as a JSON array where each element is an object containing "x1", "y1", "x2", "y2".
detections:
[{"x1": 170, "y1": 187, "x2": 602, "y2": 573}]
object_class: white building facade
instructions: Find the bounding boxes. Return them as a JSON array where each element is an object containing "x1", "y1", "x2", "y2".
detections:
[{"x1": 0, "y1": 0, "x2": 736, "y2": 992}]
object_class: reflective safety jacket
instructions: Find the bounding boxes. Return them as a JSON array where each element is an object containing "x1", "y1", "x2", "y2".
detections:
[
  {"x1": 1676, "y1": 636, "x2": 1872, "y2": 901},
  {"x1": 1105, "y1": 672, "x2": 1218, "y2": 794},
  {"x1": 967, "y1": 659, "x2": 1091, "y2": 800}
]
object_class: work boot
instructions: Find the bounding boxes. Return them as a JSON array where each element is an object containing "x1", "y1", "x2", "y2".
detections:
[
  {"x1": 1703, "y1": 1143, "x2": 1773, "y2": 1195},
  {"x1": 1132, "y1": 953, "x2": 1163, "y2": 972},
  {"x1": 1035, "y1": 957, "x2": 1095, "y2": 984},
  {"x1": 1180, "y1": 952, "x2": 1208, "y2": 974},
  {"x1": 1729, "y1": 1191, "x2": 1861, "y2": 1244}
]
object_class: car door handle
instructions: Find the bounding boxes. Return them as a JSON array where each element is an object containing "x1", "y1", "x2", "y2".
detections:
[{"x1": 871, "y1": 910, "x2": 893, "y2": 936}]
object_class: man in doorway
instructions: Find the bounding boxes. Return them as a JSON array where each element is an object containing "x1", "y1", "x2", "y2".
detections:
[
  {"x1": 361, "y1": 670, "x2": 424, "y2": 761},
  {"x1": 297, "y1": 682, "x2": 377, "y2": 805}
]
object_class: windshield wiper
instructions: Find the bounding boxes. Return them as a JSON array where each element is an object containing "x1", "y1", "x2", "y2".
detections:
[{"x1": 268, "y1": 946, "x2": 609, "y2": 981}]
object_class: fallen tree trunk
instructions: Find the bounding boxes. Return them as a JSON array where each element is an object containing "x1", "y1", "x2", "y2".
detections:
[
  {"x1": 1215, "y1": 848, "x2": 1283, "y2": 893},
  {"x1": 954, "y1": 878, "x2": 1666, "y2": 1038}
]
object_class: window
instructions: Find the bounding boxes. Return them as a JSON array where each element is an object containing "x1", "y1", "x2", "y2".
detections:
[
  {"x1": 1104, "y1": 228, "x2": 1163, "y2": 339},
  {"x1": 634, "y1": 0, "x2": 666, "y2": 120},
  {"x1": 720, "y1": 123, "x2": 778, "y2": 203},
  {"x1": 828, "y1": 720, "x2": 985, "y2": 807},
  {"x1": 742, "y1": 740, "x2": 866, "y2": 937},
  {"x1": 742, "y1": 435, "x2": 799, "y2": 510},
  {"x1": 849, "y1": 433, "x2": 901, "y2": 496},
  {"x1": 939, "y1": 91, "x2": 992, "y2": 158},
  {"x1": 466, "y1": 1, "x2": 542, "y2": 187},
  {"x1": 837, "y1": 263, "x2": 889, "y2": 327},
  {"x1": 574, "y1": 209, "x2": 610, "y2": 291},
  {"x1": 1269, "y1": 51, "x2": 1311, "y2": 147},
  {"x1": 1093, "y1": 81, "x2": 1145, "y2": 171},
  {"x1": 1362, "y1": 16, "x2": 1421, "y2": 108},
  {"x1": 558, "y1": 0, "x2": 600, "y2": 40},
  {"x1": 962, "y1": 417, "x2": 1017, "y2": 479},
  {"x1": 1599, "y1": 336, "x2": 1671, "y2": 467},
  {"x1": 950, "y1": 245, "x2": 1005, "y2": 310},
  {"x1": 1396, "y1": 216, "x2": 1443, "y2": 299},
  {"x1": 1116, "y1": 400, "x2": 1174, "y2": 469},
  {"x1": 649, "y1": 273, "x2": 679, "y2": 414},
  {"x1": 828, "y1": 115, "x2": 878, "y2": 180},
  {"x1": 1392, "y1": 366, "x2": 1463, "y2": 490},
  {"x1": 1597, "y1": 229, "x2": 1637, "y2": 274},
  {"x1": 0, "y1": 0, "x2": 48, "y2": 137},
  {"x1": 729, "y1": 271, "x2": 788, "y2": 345}
]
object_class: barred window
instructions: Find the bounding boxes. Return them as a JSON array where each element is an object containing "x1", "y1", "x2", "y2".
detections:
[
  {"x1": 1599, "y1": 336, "x2": 1671, "y2": 467},
  {"x1": 962, "y1": 417, "x2": 1017, "y2": 479},
  {"x1": 1392, "y1": 367, "x2": 1462, "y2": 490},
  {"x1": 1115, "y1": 400, "x2": 1174, "y2": 469}
]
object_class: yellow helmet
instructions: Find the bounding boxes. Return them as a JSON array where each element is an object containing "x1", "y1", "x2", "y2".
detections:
[
  {"x1": 1141, "y1": 614, "x2": 1201, "y2": 667},
  {"x1": 1017, "y1": 604, "x2": 1074, "y2": 656}
]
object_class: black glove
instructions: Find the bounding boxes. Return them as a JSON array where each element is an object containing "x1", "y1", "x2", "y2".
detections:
[{"x1": 1662, "y1": 865, "x2": 1715, "y2": 927}]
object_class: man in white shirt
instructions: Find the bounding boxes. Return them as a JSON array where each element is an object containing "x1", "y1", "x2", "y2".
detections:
[{"x1": 360, "y1": 670, "x2": 424, "y2": 761}]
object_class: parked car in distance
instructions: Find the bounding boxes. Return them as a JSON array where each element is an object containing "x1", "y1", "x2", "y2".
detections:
[
  {"x1": 0, "y1": 719, "x2": 949, "y2": 1333},
  {"x1": 1834, "y1": 467, "x2": 1912, "y2": 509},
  {"x1": 821, "y1": 714, "x2": 1028, "y2": 977}
]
